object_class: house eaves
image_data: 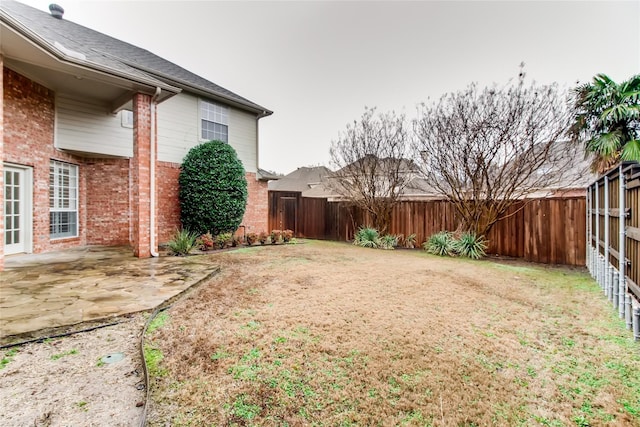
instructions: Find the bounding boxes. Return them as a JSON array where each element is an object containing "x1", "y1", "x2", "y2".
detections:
[
  {"x1": 93, "y1": 49, "x2": 273, "y2": 116},
  {"x1": 0, "y1": 8, "x2": 181, "y2": 99}
]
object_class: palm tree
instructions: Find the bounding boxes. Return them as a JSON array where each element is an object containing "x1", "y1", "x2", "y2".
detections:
[{"x1": 569, "y1": 73, "x2": 640, "y2": 172}]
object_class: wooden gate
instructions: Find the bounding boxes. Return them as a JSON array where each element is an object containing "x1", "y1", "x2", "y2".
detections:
[{"x1": 279, "y1": 197, "x2": 297, "y2": 232}]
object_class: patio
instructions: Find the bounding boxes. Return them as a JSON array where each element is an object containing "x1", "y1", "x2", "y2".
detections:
[{"x1": 0, "y1": 246, "x2": 220, "y2": 345}]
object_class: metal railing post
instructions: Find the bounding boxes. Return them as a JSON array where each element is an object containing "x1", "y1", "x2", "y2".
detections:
[
  {"x1": 618, "y1": 165, "x2": 626, "y2": 318},
  {"x1": 604, "y1": 176, "x2": 610, "y2": 297}
]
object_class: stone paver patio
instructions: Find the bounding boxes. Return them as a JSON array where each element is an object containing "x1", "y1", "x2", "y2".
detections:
[{"x1": 0, "y1": 246, "x2": 220, "y2": 345}]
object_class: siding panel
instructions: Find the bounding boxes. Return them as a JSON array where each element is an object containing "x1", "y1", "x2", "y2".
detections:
[
  {"x1": 56, "y1": 96, "x2": 133, "y2": 157},
  {"x1": 229, "y1": 109, "x2": 257, "y2": 173},
  {"x1": 157, "y1": 93, "x2": 199, "y2": 163},
  {"x1": 157, "y1": 93, "x2": 258, "y2": 172}
]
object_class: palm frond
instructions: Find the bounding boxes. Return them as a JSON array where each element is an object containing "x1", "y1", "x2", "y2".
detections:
[
  {"x1": 621, "y1": 139, "x2": 640, "y2": 162},
  {"x1": 587, "y1": 132, "x2": 622, "y2": 157},
  {"x1": 602, "y1": 104, "x2": 639, "y2": 123}
]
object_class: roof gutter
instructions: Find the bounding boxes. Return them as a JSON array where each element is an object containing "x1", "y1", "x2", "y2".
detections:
[{"x1": 0, "y1": 12, "x2": 181, "y2": 95}]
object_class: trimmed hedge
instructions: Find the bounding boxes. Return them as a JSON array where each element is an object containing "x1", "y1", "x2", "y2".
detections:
[{"x1": 179, "y1": 140, "x2": 247, "y2": 236}]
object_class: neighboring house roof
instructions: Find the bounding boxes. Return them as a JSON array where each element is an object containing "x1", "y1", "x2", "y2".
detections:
[
  {"x1": 335, "y1": 154, "x2": 417, "y2": 176},
  {"x1": 0, "y1": 0, "x2": 272, "y2": 115},
  {"x1": 548, "y1": 141, "x2": 596, "y2": 189},
  {"x1": 257, "y1": 168, "x2": 283, "y2": 182},
  {"x1": 268, "y1": 166, "x2": 333, "y2": 192},
  {"x1": 301, "y1": 175, "x2": 442, "y2": 200}
]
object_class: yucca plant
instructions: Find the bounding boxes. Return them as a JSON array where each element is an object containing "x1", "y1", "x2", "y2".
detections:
[
  {"x1": 378, "y1": 234, "x2": 398, "y2": 250},
  {"x1": 454, "y1": 232, "x2": 487, "y2": 259},
  {"x1": 353, "y1": 227, "x2": 380, "y2": 248},
  {"x1": 423, "y1": 231, "x2": 455, "y2": 256},
  {"x1": 404, "y1": 233, "x2": 417, "y2": 249},
  {"x1": 167, "y1": 228, "x2": 198, "y2": 256}
]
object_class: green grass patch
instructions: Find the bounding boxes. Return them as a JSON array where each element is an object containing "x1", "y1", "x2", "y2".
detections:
[
  {"x1": 144, "y1": 344, "x2": 167, "y2": 378},
  {"x1": 0, "y1": 348, "x2": 18, "y2": 369},
  {"x1": 51, "y1": 348, "x2": 78, "y2": 360},
  {"x1": 147, "y1": 311, "x2": 170, "y2": 335}
]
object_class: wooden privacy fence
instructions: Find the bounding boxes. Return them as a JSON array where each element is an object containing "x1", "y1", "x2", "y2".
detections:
[
  {"x1": 587, "y1": 162, "x2": 640, "y2": 341},
  {"x1": 269, "y1": 192, "x2": 586, "y2": 266}
]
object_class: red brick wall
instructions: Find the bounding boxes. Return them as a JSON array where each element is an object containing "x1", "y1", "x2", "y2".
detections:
[
  {"x1": 242, "y1": 173, "x2": 269, "y2": 234},
  {"x1": 154, "y1": 169, "x2": 269, "y2": 243},
  {"x1": 157, "y1": 161, "x2": 181, "y2": 243},
  {"x1": 2, "y1": 68, "x2": 151, "y2": 258},
  {"x1": 3, "y1": 67, "x2": 87, "y2": 253},
  {"x1": 131, "y1": 93, "x2": 152, "y2": 257},
  {"x1": 84, "y1": 158, "x2": 131, "y2": 245},
  {"x1": 0, "y1": 58, "x2": 4, "y2": 270},
  {"x1": 2, "y1": 67, "x2": 267, "y2": 262}
]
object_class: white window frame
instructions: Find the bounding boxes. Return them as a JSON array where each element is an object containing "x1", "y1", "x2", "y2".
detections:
[
  {"x1": 199, "y1": 100, "x2": 229, "y2": 142},
  {"x1": 49, "y1": 160, "x2": 79, "y2": 239}
]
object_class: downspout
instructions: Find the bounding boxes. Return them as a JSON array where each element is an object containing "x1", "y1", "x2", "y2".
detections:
[
  {"x1": 150, "y1": 87, "x2": 161, "y2": 257},
  {"x1": 255, "y1": 110, "x2": 269, "y2": 177}
]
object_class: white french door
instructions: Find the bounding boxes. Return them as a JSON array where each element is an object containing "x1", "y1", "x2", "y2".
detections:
[{"x1": 4, "y1": 165, "x2": 32, "y2": 255}]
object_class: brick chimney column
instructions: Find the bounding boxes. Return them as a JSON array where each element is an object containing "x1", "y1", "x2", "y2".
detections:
[{"x1": 132, "y1": 93, "x2": 152, "y2": 257}]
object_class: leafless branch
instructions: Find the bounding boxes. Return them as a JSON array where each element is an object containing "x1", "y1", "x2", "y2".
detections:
[
  {"x1": 329, "y1": 107, "x2": 411, "y2": 233},
  {"x1": 412, "y1": 74, "x2": 579, "y2": 237}
]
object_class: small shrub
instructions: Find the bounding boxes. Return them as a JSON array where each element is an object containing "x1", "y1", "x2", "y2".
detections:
[
  {"x1": 379, "y1": 234, "x2": 398, "y2": 250},
  {"x1": 215, "y1": 232, "x2": 233, "y2": 249},
  {"x1": 282, "y1": 229, "x2": 294, "y2": 243},
  {"x1": 231, "y1": 235, "x2": 243, "y2": 247},
  {"x1": 258, "y1": 231, "x2": 268, "y2": 245},
  {"x1": 197, "y1": 232, "x2": 214, "y2": 251},
  {"x1": 270, "y1": 230, "x2": 282, "y2": 244},
  {"x1": 353, "y1": 227, "x2": 380, "y2": 248},
  {"x1": 424, "y1": 231, "x2": 455, "y2": 256},
  {"x1": 167, "y1": 229, "x2": 198, "y2": 256},
  {"x1": 454, "y1": 232, "x2": 487, "y2": 259},
  {"x1": 246, "y1": 232, "x2": 258, "y2": 246}
]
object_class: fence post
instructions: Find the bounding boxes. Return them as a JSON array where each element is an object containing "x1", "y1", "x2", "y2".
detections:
[
  {"x1": 618, "y1": 165, "x2": 626, "y2": 318},
  {"x1": 604, "y1": 176, "x2": 611, "y2": 298},
  {"x1": 613, "y1": 273, "x2": 619, "y2": 308},
  {"x1": 633, "y1": 300, "x2": 640, "y2": 341},
  {"x1": 626, "y1": 294, "x2": 633, "y2": 330},
  {"x1": 586, "y1": 186, "x2": 591, "y2": 273},
  {"x1": 595, "y1": 181, "x2": 602, "y2": 287}
]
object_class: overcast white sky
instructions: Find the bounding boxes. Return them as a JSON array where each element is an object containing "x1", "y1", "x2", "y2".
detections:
[{"x1": 18, "y1": 0, "x2": 640, "y2": 174}]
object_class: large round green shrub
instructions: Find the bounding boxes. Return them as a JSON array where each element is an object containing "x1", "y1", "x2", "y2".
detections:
[{"x1": 179, "y1": 141, "x2": 248, "y2": 236}]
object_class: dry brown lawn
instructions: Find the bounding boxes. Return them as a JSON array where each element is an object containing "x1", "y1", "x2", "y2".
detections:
[{"x1": 145, "y1": 240, "x2": 639, "y2": 426}]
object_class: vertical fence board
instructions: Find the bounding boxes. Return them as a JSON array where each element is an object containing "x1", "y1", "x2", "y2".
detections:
[{"x1": 269, "y1": 191, "x2": 589, "y2": 265}]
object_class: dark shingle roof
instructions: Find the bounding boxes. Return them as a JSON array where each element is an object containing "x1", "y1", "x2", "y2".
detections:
[{"x1": 0, "y1": 0, "x2": 271, "y2": 114}]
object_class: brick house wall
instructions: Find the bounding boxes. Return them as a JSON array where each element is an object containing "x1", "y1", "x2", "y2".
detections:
[
  {"x1": 2, "y1": 67, "x2": 269, "y2": 264},
  {"x1": 156, "y1": 161, "x2": 181, "y2": 243},
  {"x1": 0, "y1": 56, "x2": 4, "y2": 270},
  {"x1": 2, "y1": 67, "x2": 88, "y2": 253},
  {"x1": 154, "y1": 166, "x2": 270, "y2": 243},
  {"x1": 242, "y1": 173, "x2": 269, "y2": 234},
  {"x1": 84, "y1": 158, "x2": 131, "y2": 245}
]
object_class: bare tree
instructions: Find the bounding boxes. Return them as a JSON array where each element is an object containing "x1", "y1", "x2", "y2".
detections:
[
  {"x1": 329, "y1": 107, "x2": 412, "y2": 234},
  {"x1": 413, "y1": 72, "x2": 577, "y2": 237}
]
